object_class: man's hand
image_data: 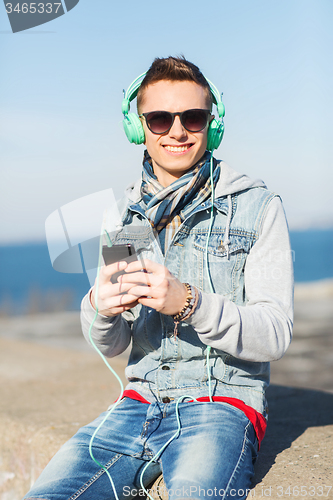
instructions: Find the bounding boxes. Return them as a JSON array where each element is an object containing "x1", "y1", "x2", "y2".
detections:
[
  {"x1": 119, "y1": 259, "x2": 188, "y2": 316},
  {"x1": 90, "y1": 261, "x2": 139, "y2": 317}
]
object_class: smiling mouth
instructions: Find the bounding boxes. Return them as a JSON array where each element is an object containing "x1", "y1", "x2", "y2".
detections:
[{"x1": 163, "y1": 144, "x2": 193, "y2": 153}]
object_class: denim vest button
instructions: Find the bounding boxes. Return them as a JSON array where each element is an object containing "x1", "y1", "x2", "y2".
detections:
[
  {"x1": 162, "y1": 397, "x2": 171, "y2": 403},
  {"x1": 161, "y1": 365, "x2": 170, "y2": 370}
]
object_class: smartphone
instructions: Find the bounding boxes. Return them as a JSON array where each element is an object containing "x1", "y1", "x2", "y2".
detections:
[{"x1": 102, "y1": 244, "x2": 138, "y2": 284}]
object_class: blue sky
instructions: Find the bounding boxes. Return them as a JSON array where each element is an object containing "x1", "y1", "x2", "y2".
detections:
[{"x1": 1, "y1": 0, "x2": 332, "y2": 243}]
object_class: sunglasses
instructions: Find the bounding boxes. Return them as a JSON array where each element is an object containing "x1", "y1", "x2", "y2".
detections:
[{"x1": 139, "y1": 109, "x2": 211, "y2": 135}]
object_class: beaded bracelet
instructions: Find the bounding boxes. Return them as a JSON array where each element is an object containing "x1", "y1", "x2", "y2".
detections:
[{"x1": 172, "y1": 283, "x2": 199, "y2": 337}]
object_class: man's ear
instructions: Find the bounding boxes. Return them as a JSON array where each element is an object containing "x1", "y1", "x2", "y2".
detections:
[{"x1": 139, "y1": 116, "x2": 147, "y2": 145}]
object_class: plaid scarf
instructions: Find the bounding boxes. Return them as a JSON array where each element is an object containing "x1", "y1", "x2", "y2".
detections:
[{"x1": 141, "y1": 150, "x2": 220, "y2": 254}]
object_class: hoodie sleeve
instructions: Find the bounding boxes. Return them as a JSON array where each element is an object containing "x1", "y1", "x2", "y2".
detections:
[
  {"x1": 80, "y1": 291, "x2": 132, "y2": 357},
  {"x1": 185, "y1": 196, "x2": 294, "y2": 362}
]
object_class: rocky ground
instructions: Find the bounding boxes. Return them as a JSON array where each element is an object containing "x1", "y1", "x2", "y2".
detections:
[{"x1": 0, "y1": 280, "x2": 332, "y2": 500}]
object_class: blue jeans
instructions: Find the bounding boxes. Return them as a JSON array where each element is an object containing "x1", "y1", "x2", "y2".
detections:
[{"x1": 23, "y1": 398, "x2": 258, "y2": 500}]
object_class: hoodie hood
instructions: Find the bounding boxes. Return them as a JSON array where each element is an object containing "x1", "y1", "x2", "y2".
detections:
[{"x1": 214, "y1": 160, "x2": 266, "y2": 198}]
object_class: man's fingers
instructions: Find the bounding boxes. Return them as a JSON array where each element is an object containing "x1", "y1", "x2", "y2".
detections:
[
  {"x1": 98, "y1": 281, "x2": 135, "y2": 299},
  {"x1": 126, "y1": 284, "x2": 159, "y2": 298},
  {"x1": 137, "y1": 296, "x2": 162, "y2": 308},
  {"x1": 97, "y1": 297, "x2": 139, "y2": 316},
  {"x1": 119, "y1": 270, "x2": 164, "y2": 288},
  {"x1": 98, "y1": 292, "x2": 139, "y2": 310},
  {"x1": 100, "y1": 261, "x2": 128, "y2": 282},
  {"x1": 125, "y1": 258, "x2": 164, "y2": 275},
  {"x1": 106, "y1": 303, "x2": 138, "y2": 315}
]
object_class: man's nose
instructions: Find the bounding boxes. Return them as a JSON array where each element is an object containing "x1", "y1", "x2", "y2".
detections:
[{"x1": 168, "y1": 116, "x2": 187, "y2": 140}]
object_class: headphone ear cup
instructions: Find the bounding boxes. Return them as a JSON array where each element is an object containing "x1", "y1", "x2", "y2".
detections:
[
  {"x1": 207, "y1": 118, "x2": 224, "y2": 151},
  {"x1": 122, "y1": 113, "x2": 145, "y2": 145}
]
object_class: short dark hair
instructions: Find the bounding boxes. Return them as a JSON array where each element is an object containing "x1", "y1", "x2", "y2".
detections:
[{"x1": 137, "y1": 56, "x2": 212, "y2": 112}]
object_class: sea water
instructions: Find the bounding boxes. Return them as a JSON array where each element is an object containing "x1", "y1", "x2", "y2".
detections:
[{"x1": 0, "y1": 229, "x2": 332, "y2": 315}]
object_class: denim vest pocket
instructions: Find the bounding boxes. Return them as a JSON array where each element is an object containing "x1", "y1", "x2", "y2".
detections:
[{"x1": 192, "y1": 230, "x2": 253, "y2": 296}]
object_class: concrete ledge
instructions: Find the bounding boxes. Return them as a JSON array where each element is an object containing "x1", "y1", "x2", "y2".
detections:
[{"x1": 0, "y1": 337, "x2": 128, "y2": 499}]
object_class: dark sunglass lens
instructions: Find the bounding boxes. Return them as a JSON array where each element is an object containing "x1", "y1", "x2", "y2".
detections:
[
  {"x1": 182, "y1": 110, "x2": 208, "y2": 132},
  {"x1": 146, "y1": 112, "x2": 172, "y2": 134}
]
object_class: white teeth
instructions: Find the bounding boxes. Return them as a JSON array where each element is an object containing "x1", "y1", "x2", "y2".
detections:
[{"x1": 164, "y1": 145, "x2": 190, "y2": 152}]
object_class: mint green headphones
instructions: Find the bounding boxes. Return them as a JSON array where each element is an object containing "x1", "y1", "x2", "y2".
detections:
[{"x1": 122, "y1": 72, "x2": 225, "y2": 151}]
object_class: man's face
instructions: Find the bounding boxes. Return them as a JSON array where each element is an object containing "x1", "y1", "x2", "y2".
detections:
[{"x1": 139, "y1": 80, "x2": 211, "y2": 187}]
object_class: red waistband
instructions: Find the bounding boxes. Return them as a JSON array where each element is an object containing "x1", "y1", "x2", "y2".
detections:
[{"x1": 122, "y1": 389, "x2": 267, "y2": 446}]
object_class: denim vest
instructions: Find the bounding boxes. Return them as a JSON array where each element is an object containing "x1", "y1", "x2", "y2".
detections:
[{"x1": 111, "y1": 183, "x2": 278, "y2": 416}]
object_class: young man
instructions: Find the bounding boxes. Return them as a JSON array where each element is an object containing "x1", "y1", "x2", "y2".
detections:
[{"x1": 24, "y1": 57, "x2": 293, "y2": 500}]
